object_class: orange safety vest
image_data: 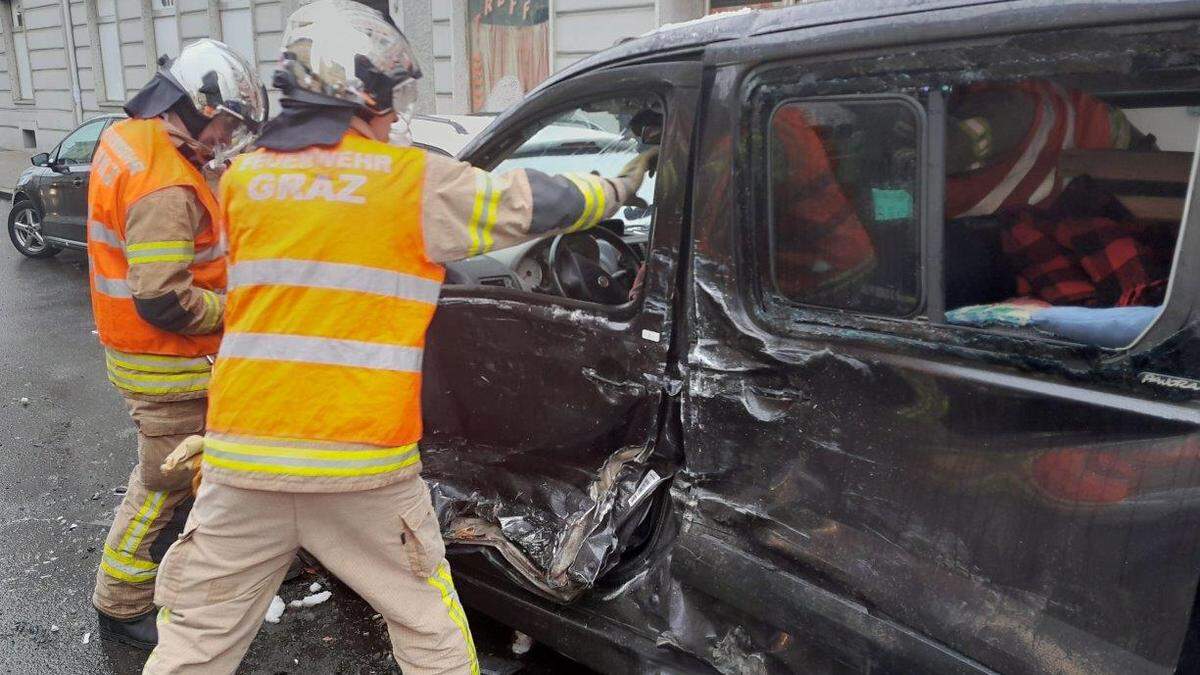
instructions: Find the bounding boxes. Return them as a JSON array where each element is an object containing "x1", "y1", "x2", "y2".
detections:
[
  {"x1": 947, "y1": 80, "x2": 1121, "y2": 219},
  {"x1": 202, "y1": 131, "x2": 445, "y2": 492},
  {"x1": 87, "y1": 118, "x2": 225, "y2": 358}
]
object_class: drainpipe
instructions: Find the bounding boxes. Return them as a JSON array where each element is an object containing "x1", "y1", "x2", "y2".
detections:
[{"x1": 59, "y1": 0, "x2": 84, "y2": 125}]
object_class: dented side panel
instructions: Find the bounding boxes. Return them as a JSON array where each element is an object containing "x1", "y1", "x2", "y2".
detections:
[
  {"x1": 424, "y1": 5, "x2": 1200, "y2": 675},
  {"x1": 420, "y1": 62, "x2": 702, "y2": 601},
  {"x1": 674, "y1": 22, "x2": 1200, "y2": 675}
]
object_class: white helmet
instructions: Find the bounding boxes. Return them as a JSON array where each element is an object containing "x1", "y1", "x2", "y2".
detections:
[
  {"x1": 166, "y1": 39, "x2": 267, "y2": 129},
  {"x1": 160, "y1": 39, "x2": 267, "y2": 161},
  {"x1": 275, "y1": 0, "x2": 421, "y2": 138}
]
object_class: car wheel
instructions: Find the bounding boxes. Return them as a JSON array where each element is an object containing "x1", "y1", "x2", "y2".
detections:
[{"x1": 7, "y1": 200, "x2": 60, "y2": 258}]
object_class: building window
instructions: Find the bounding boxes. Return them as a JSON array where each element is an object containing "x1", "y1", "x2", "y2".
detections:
[
  {"x1": 765, "y1": 98, "x2": 923, "y2": 317},
  {"x1": 218, "y1": 0, "x2": 256, "y2": 66},
  {"x1": 151, "y1": 0, "x2": 178, "y2": 59},
  {"x1": 95, "y1": 0, "x2": 125, "y2": 102},
  {"x1": 10, "y1": 0, "x2": 34, "y2": 100},
  {"x1": 467, "y1": 0, "x2": 549, "y2": 112}
]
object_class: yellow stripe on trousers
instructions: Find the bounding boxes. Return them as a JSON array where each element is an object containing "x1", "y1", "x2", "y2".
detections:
[
  {"x1": 426, "y1": 562, "x2": 479, "y2": 675},
  {"x1": 100, "y1": 544, "x2": 158, "y2": 583},
  {"x1": 116, "y1": 490, "x2": 167, "y2": 556}
]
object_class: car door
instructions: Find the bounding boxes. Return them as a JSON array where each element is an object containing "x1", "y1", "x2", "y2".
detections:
[
  {"x1": 679, "y1": 12, "x2": 1200, "y2": 675},
  {"x1": 420, "y1": 61, "x2": 701, "y2": 600},
  {"x1": 41, "y1": 117, "x2": 110, "y2": 241}
]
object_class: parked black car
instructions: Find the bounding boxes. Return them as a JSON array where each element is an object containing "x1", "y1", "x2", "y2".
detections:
[
  {"x1": 418, "y1": 1, "x2": 1200, "y2": 673},
  {"x1": 7, "y1": 114, "x2": 122, "y2": 258}
]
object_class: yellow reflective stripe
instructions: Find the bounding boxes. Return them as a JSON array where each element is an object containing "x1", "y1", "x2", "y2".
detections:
[
  {"x1": 100, "y1": 558, "x2": 157, "y2": 583},
  {"x1": 202, "y1": 439, "x2": 421, "y2": 478},
  {"x1": 117, "y1": 490, "x2": 167, "y2": 555},
  {"x1": 585, "y1": 175, "x2": 607, "y2": 228},
  {"x1": 466, "y1": 173, "x2": 493, "y2": 257},
  {"x1": 103, "y1": 544, "x2": 158, "y2": 570},
  {"x1": 564, "y1": 174, "x2": 598, "y2": 232},
  {"x1": 427, "y1": 563, "x2": 479, "y2": 674},
  {"x1": 105, "y1": 355, "x2": 211, "y2": 394},
  {"x1": 198, "y1": 290, "x2": 221, "y2": 332},
  {"x1": 128, "y1": 254, "x2": 195, "y2": 264},
  {"x1": 104, "y1": 348, "x2": 211, "y2": 374},
  {"x1": 479, "y1": 179, "x2": 501, "y2": 254},
  {"x1": 126, "y1": 240, "x2": 195, "y2": 265},
  {"x1": 107, "y1": 372, "x2": 210, "y2": 394},
  {"x1": 105, "y1": 355, "x2": 211, "y2": 381},
  {"x1": 127, "y1": 240, "x2": 194, "y2": 252}
]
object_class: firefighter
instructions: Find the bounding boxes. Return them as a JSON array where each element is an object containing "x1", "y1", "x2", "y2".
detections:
[
  {"x1": 87, "y1": 39, "x2": 266, "y2": 649},
  {"x1": 144, "y1": 2, "x2": 655, "y2": 672},
  {"x1": 771, "y1": 104, "x2": 877, "y2": 303},
  {"x1": 945, "y1": 79, "x2": 1154, "y2": 219}
]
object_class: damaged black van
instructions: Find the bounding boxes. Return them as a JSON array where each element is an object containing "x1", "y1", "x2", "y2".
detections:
[{"x1": 418, "y1": 1, "x2": 1200, "y2": 672}]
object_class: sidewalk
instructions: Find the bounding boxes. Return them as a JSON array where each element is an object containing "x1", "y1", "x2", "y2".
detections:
[{"x1": 0, "y1": 147, "x2": 33, "y2": 201}]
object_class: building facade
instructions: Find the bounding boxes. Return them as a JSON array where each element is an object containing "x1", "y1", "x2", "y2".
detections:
[{"x1": 0, "y1": 0, "x2": 798, "y2": 151}]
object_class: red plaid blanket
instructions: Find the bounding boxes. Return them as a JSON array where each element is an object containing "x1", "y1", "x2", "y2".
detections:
[{"x1": 1001, "y1": 212, "x2": 1168, "y2": 307}]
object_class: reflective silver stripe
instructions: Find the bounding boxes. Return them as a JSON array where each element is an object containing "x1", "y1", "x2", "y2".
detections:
[
  {"x1": 94, "y1": 273, "x2": 131, "y2": 298},
  {"x1": 1027, "y1": 168, "x2": 1057, "y2": 205},
  {"x1": 1049, "y1": 81, "x2": 1075, "y2": 150},
  {"x1": 105, "y1": 127, "x2": 146, "y2": 173},
  {"x1": 228, "y1": 259, "x2": 441, "y2": 304},
  {"x1": 106, "y1": 368, "x2": 211, "y2": 394},
  {"x1": 963, "y1": 95, "x2": 1056, "y2": 217},
  {"x1": 220, "y1": 332, "x2": 423, "y2": 372},
  {"x1": 88, "y1": 219, "x2": 123, "y2": 248},
  {"x1": 193, "y1": 243, "x2": 225, "y2": 263},
  {"x1": 105, "y1": 348, "x2": 211, "y2": 373},
  {"x1": 207, "y1": 431, "x2": 401, "y2": 452}
]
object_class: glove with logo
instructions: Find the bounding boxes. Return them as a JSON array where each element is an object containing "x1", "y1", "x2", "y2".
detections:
[{"x1": 161, "y1": 435, "x2": 205, "y2": 496}]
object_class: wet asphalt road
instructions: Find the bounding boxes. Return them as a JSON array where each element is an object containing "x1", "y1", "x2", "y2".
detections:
[{"x1": 0, "y1": 199, "x2": 581, "y2": 674}]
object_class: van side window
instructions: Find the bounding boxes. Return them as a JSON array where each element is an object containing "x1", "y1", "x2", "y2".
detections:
[
  {"x1": 768, "y1": 99, "x2": 922, "y2": 316},
  {"x1": 941, "y1": 81, "x2": 1198, "y2": 348}
]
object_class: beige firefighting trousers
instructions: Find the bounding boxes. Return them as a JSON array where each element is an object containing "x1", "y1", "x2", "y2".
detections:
[
  {"x1": 93, "y1": 396, "x2": 206, "y2": 619},
  {"x1": 143, "y1": 474, "x2": 478, "y2": 675}
]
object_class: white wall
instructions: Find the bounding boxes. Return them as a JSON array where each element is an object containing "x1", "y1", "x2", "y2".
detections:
[
  {"x1": 1126, "y1": 107, "x2": 1200, "y2": 154},
  {"x1": 553, "y1": 0, "x2": 655, "y2": 72},
  {"x1": 0, "y1": 0, "x2": 291, "y2": 150},
  {"x1": 0, "y1": 0, "x2": 78, "y2": 150},
  {"x1": 0, "y1": 0, "x2": 711, "y2": 149}
]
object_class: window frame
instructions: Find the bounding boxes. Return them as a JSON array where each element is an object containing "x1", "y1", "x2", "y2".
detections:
[
  {"x1": 3, "y1": 0, "x2": 34, "y2": 104},
  {"x1": 86, "y1": 0, "x2": 126, "y2": 107},
  {"x1": 762, "y1": 93, "x2": 928, "y2": 320},
  {"x1": 453, "y1": 88, "x2": 670, "y2": 315},
  {"x1": 51, "y1": 117, "x2": 109, "y2": 166},
  {"x1": 736, "y1": 26, "x2": 1200, "y2": 357},
  {"x1": 149, "y1": 0, "x2": 179, "y2": 60}
]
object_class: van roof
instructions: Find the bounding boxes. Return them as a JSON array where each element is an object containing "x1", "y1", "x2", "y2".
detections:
[{"x1": 534, "y1": 0, "x2": 1009, "y2": 94}]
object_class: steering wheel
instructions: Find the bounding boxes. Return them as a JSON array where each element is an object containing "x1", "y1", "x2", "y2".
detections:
[{"x1": 549, "y1": 226, "x2": 642, "y2": 304}]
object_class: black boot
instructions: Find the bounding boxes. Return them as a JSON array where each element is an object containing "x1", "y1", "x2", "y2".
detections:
[{"x1": 96, "y1": 608, "x2": 158, "y2": 650}]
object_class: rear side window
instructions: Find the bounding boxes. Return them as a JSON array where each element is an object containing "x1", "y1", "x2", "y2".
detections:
[{"x1": 768, "y1": 98, "x2": 922, "y2": 316}]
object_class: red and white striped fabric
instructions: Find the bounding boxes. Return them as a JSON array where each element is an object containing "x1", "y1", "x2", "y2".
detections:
[{"x1": 947, "y1": 80, "x2": 1122, "y2": 219}]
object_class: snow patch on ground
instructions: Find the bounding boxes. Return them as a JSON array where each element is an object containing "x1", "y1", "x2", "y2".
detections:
[
  {"x1": 264, "y1": 595, "x2": 286, "y2": 624},
  {"x1": 289, "y1": 590, "x2": 332, "y2": 608}
]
